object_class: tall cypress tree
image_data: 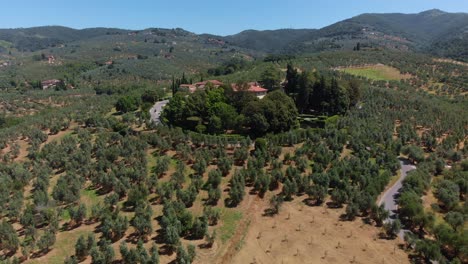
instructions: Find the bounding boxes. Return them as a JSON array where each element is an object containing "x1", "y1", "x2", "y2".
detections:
[
  {"x1": 297, "y1": 72, "x2": 313, "y2": 113},
  {"x1": 171, "y1": 76, "x2": 176, "y2": 96},
  {"x1": 310, "y1": 75, "x2": 326, "y2": 112},
  {"x1": 285, "y1": 64, "x2": 298, "y2": 95},
  {"x1": 181, "y1": 72, "x2": 188, "y2": 85}
]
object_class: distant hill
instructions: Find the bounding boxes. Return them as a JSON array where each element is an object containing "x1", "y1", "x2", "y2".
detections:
[
  {"x1": 221, "y1": 9, "x2": 468, "y2": 61},
  {"x1": 0, "y1": 27, "x2": 257, "y2": 87},
  {"x1": 0, "y1": 9, "x2": 467, "y2": 87},
  {"x1": 0, "y1": 26, "x2": 130, "y2": 51},
  {"x1": 2, "y1": 9, "x2": 466, "y2": 57},
  {"x1": 219, "y1": 29, "x2": 317, "y2": 53}
]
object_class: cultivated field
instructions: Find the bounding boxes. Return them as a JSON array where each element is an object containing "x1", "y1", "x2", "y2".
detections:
[{"x1": 339, "y1": 64, "x2": 412, "y2": 81}]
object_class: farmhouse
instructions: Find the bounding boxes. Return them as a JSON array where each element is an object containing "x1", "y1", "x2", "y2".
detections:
[
  {"x1": 179, "y1": 80, "x2": 223, "y2": 92},
  {"x1": 231, "y1": 82, "x2": 268, "y2": 99},
  {"x1": 179, "y1": 84, "x2": 197, "y2": 93},
  {"x1": 194, "y1": 80, "x2": 223, "y2": 89},
  {"x1": 47, "y1": 55, "x2": 56, "y2": 64},
  {"x1": 41, "y1": 79, "x2": 62, "y2": 90}
]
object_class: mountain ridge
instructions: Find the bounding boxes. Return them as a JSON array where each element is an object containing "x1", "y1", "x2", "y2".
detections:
[
  {"x1": 220, "y1": 9, "x2": 468, "y2": 59},
  {"x1": 1, "y1": 9, "x2": 467, "y2": 50},
  {"x1": 0, "y1": 8, "x2": 467, "y2": 85}
]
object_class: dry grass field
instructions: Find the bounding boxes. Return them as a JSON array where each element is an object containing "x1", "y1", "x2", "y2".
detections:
[{"x1": 231, "y1": 196, "x2": 409, "y2": 264}]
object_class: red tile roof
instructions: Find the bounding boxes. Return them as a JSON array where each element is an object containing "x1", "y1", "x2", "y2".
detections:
[
  {"x1": 231, "y1": 82, "x2": 268, "y2": 93},
  {"x1": 249, "y1": 86, "x2": 268, "y2": 92}
]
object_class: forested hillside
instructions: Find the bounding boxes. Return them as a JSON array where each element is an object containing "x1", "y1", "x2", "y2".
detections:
[
  {"x1": 220, "y1": 29, "x2": 317, "y2": 53},
  {"x1": 222, "y1": 9, "x2": 468, "y2": 61},
  {"x1": 0, "y1": 27, "x2": 258, "y2": 88},
  {"x1": 0, "y1": 26, "x2": 130, "y2": 52}
]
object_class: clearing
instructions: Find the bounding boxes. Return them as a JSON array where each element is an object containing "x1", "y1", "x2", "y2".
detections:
[{"x1": 338, "y1": 64, "x2": 412, "y2": 81}]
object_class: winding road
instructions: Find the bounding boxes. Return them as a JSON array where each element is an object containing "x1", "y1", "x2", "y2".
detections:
[
  {"x1": 378, "y1": 158, "x2": 416, "y2": 239},
  {"x1": 149, "y1": 99, "x2": 169, "y2": 124}
]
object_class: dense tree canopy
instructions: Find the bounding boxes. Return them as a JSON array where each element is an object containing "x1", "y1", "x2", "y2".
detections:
[{"x1": 162, "y1": 87, "x2": 299, "y2": 136}]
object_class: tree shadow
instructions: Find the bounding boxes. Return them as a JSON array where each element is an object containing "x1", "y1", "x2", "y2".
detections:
[
  {"x1": 198, "y1": 242, "x2": 214, "y2": 249},
  {"x1": 339, "y1": 213, "x2": 355, "y2": 222},
  {"x1": 223, "y1": 198, "x2": 238, "y2": 208},
  {"x1": 125, "y1": 232, "x2": 144, "y2": 244},
  {"x1": 262, "y1": 208, "x2": 278, "y2": 217},
  {"x1": 159, "y1": 245, "x2": 175, "y2": 256},
  {"x1": 152, "y1": 228, "x2": 166, "y2": 244},
  {"x1": 61, "y1": 221, "x2": 82, "y2": 231},
  {"x1": 149, "y1": 195, "x2": 160, "y2": 205},
  {"x1": 1, "y1": 249, "x2": 17, "y2": 259},
  {"x1": 248, "y1": 189, "x2": 258, "y2": 195},
  {"x1": 378, "y1": 232, "x2": 396, "y2": 240},
  {"x1": 326, "y1": 201, "x2": 342, "y2": 208},
  {"x1": 31, "y1": 248, "x2": 52, "y2": 259},
  {"x1": 361, "y1": 217, "x2": 373, "y2": 225},
  {"x1": 302, "y1": 197, "x2": 323, "y2": 206}
]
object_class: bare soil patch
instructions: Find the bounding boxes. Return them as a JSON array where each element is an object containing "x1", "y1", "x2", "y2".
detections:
[{"x1": 231, "y1": 198, "x2": 409, "y2": 264}]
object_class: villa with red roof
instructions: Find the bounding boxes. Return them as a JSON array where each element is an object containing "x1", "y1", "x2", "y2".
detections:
[
  {"x1": 178, "y1": 80, "x2": 268, "y2": 99},
  {"x1": 231, "y1": 82, "x2": 268, "y2": 99}
]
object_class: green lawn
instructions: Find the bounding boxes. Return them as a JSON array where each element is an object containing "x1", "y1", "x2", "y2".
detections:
[{"x1": 340, "y1": 65, "x2": 408, "y2": 81}]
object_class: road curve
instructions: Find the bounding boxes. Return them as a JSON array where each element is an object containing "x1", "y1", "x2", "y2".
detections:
[
  {"x1": 378, "y1": 158, "x2": 416, "y2": 239},
  {"x1": 378, "y1": 159, "x2": 416, "y2": 212},
  {"x1": 149, "y1": 99, "x2": 169, "y2": 124}
]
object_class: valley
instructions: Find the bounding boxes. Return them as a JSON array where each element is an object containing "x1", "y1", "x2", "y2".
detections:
[{"x1": 0, "y1": 6, "x2": 467, "y2": 264}]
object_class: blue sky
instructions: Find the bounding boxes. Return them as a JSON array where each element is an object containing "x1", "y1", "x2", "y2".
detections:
[{"x1": 2, "y1": 0, "x2": 467, "y2": 35}]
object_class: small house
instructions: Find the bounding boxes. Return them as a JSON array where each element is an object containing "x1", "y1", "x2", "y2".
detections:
[
  {"x1": 179, "y1": 84, "x2": 197, "y2": 93},
  {"x1": 41, "y1": 79, "x2": 62, "y2": 90}
]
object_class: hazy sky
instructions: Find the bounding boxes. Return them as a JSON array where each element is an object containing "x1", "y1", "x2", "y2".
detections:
[{"x1": 2, "y1": 0, "x2": 468, "y2": 35}]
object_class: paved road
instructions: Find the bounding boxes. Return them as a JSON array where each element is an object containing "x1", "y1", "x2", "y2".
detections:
[
  {"x1": 378, "y1": 159, "x2": 416, "y2": 239},
  {"x1": 149, "y1": 99, "x2": 169, "y2": 124}
]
